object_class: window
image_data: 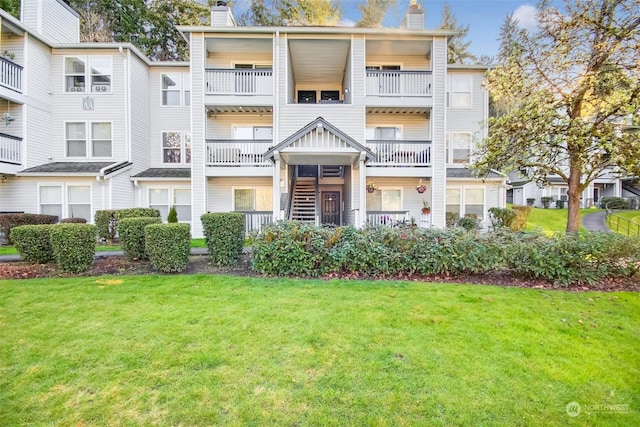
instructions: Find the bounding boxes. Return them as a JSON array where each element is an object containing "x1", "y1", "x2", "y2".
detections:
[
  {"x1": 234, "y1": 188, "x2": 273, "y2": 211},
  {"x1": 66, "y1": 122, "x2": 112, "y2": 158},
  {"x1": 40, "y1": 185, "x2": 62, "y2": 218},
  {"x1": 162, "y1": 73, "x2": 190, "y2": 106},
  {"x1": 68, "y1": 186, "x2": 91, "y2": 220},
  {"x1": 446, "y1": 187, "x2": 485, "y2": 220},
  {"x1": 366, "y1": 127, "x2": 402, "y2": 140},
  {"x1": 65, "y1": 56, "x2": 112, "y2": 93},
  {"x1": 147, "y1": 187, "x2": 191, "y2": 222},
  {"x1": 39, "y1": 184, "x2": 92, "y2": 222},
  {"x1": 450, "y1": 75, "x2": 472, "y2": 108},
  {"x1": 233, "y1": 126, "x2": 273, "y2": 140},
  {"x1": 367, "y1": 189, "x2": 402, "y2": 211},
  {"x1": 162, "y1": 131, "x2": 191, "y2": 164},
  {"x1": 447, "y1": 132, "x2": 472, "y2": 164}
]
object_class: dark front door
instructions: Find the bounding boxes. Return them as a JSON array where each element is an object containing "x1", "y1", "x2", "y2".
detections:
[{"x1": 321, "y1": 192, "x2": 340, "y2": 225}]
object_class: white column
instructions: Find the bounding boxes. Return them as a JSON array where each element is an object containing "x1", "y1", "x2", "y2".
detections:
[
  {"x1": 358, "y1": 157, "x2": 366, "y2": 227},
  {"x1": 272, "y1": 153, "x2": 281, "y2": 221},
  {"x1": 430, "y1": 37, "x2": 448, "y2": 228},
  {"x1": 190, "y1": 33, "x2": 207, "y2": 238}
]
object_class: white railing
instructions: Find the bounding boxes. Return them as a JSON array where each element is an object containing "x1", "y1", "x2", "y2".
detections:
[
  {"x1": 366, "y1": 70, "x2": 432, "y2": 97},
  {"x1": 367, "y1": 140, "x2": 432, "y2": 166},
  {"x1": 0, "y1": 133, "x2": 21, "y2": 164},
  {"x1": 366, "y1": 211, "x2": 409, "y2": 227},
  {"x1": 205, "y1": 140, "x2": 272, "y2": 166},
  {"x1": 205, "y1": 69, "x2": 273, "y2": 95},
  {"x1": 237, "y1": 211, "x2": 274, "y2": 234},
  {"x1": 0, "y1": 57, "x2": 23, "y2": 92}
]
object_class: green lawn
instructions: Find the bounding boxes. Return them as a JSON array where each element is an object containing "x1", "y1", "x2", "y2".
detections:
[
  {"x1": 1, "y1": 276, "x2": 638, "y2": 426},
  {"x1": 523, "y1": 207, "x2": 601, "y2": 234}
]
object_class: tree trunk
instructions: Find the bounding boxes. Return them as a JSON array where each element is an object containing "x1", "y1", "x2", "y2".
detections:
[{"x1": 566, "y1": 159, "x2": 582, "y2": 233}]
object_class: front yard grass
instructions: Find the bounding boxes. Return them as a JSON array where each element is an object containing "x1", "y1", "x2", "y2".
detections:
[
  {"x1": 607, "y1": 211, "x2": 640, "y2": 237},
  {"x1": 524, "y1": 207, "x2": 600, "y2": 234},
  {"x1": 1, "y1": 275, "x2": 638, "y2": 425}
]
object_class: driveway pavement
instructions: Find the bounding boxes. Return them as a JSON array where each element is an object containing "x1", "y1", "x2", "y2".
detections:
[{"x1": 581, "y1": 211, "x2": 610, "y2": 232}]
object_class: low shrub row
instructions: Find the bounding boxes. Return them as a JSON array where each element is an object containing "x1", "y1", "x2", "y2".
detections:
[
  {"x1": 0, "y1": 213, "x2": 59, "y2": 244},
  {"x1": 95, "y1": 208, "x2": 161, "y2": 242},
  {"x1": 11, "y1": 223, "x2": 97, "y2": 272},
  {"x1": 252, "y1": 222, "x2": 640, "y2": 285}
]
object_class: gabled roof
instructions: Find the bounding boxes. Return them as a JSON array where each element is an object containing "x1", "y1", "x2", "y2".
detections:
[
  {"x1": 264, "y1": 117, "x2": 376, "y2": 162},
  {"x1": 132, "y1": 168, "x2": 191, "y2": 179},
  {"x1": 18, "y1": 161, "x2": 131, "y2": 176}
]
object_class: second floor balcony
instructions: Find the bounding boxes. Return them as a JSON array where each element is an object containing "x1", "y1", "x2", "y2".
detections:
[
  {"x1": 205, "y1": 139, "x2": 273, "y2": 166},
  {"x1": 0, "y1": 132, "x2": 21, "y2": 165},
  {"x1": 0, "y1": 57, "x2": 22, "y2": 93},
  {"x1": 366, "y1": 70, "x2": 432, "y2": 98},
  {"x1": 367, "y1": 140, "x2": 432, "y2": 167},
  {"x1": 205, "y1": 69, "x2": 273, "y2": 96}
]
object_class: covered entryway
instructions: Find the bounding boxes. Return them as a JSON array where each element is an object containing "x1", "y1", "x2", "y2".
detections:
[{"x1": 321, "y1": 191, "x2": 340, "y2": 225}]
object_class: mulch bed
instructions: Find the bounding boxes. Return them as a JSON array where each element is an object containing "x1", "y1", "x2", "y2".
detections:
[{"x1": 1, "y1": 254, "x2": 639, "y2": 292}]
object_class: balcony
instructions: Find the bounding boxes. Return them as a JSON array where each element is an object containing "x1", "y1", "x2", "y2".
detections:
[
  {"x1": 205, "y1": 139, "x2": 272, "y2": 166},
  {"x1": 367, "y1": 140, "x2": 431, "y2": 167},
  {"x1": 0, "y1": 57, "x2": 22, "y2": 93},
  {"x1": 366, "y1": 70, "x2": 432, "y2": 98},
  {"x1": 205, "y1": 69, "x2": 272, "y2": 96},
  {"x1": 0, "y1": 132, "x2": 21, "y2": 164},
  {"x1": 366, "y1": 211, "x2": 410, "y2": 227}
]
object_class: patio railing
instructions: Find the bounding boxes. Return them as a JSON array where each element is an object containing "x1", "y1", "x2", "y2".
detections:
[
  {"x1": 205, "y1": 139, "x2": 272, "y2": 166},
  {"x1": 0, "y1": 57, "x2": 22, "y2": 92},
  {"x1": 0, "y1": 132, "x2": 21, "y2": 164},
  {"x1": 205, "y1": 69, "x2": 272, "y2": 95},
  {"x1": 236, "y1": 211, "x2": 274, "y2": 234},
  {"x1": 366, "y1": 70, "x2": 432, "y2": 97},
  {"x1": 366, "y1": 211, "x2": 409, "y2": 227},
  {"x1": 367, "y1": 140, "x2": 432, "y2": 166}
]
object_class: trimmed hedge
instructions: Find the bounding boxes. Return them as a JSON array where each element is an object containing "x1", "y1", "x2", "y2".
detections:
[
  {"x1": 145, "y1": 223, "x2": 191, "y2": 272},
  {"x1": 0, "y1": 213, "x2": 58, "y2": 244},
  {"x1": 11, "y1": 225, "x2": 55, "y2": 264},
  {"x1": 49, "y1": 224, "x2": 97, "y2": 273},
  {"x1": 251, "y1": 222, "x2": 640, "y2": 285},
  {"x1": 95, "y1": 210, "x2": 117, "y2": 242},
  {"x1": 60, "y1": 217, "x2": 87, "y2": 223},
  {"x1": 116, "y1": 208, "x2": 161, "y2": 220},
  {"x1": 118, "y1": 216, "x2": 161, "y2": 260},
  {"x1": 201, "y1": 213, "x2": 245, "y2": 266}
]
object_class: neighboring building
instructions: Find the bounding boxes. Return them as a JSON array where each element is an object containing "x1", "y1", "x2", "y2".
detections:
[{"x1": 0, "y1": 0, "x2": 505, "y2": 237}]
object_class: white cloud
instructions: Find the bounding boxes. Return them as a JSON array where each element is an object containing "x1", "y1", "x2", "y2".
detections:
[
  {"x1": 513, "y1": 4, "x2": 538, "y2": 31},
  {"x1": 340, "y1": 18, "x2": 356, "y2": 27}
]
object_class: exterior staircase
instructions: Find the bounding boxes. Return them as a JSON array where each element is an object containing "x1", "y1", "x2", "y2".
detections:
[
  {"x1": 622, "y1": 179, "x2": 640, "y2": 197},
  {"x1": 290, "y1": 177, "x2": 317, "y2": 222}
]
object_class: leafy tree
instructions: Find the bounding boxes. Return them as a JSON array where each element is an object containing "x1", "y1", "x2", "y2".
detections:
[
  {"x1": 437, "y1": 2, "x2": 476, "y2": 64},
  {"x1": 356, "y1": 0, "x2": 397, "y2": 28},
  {"x1": 474, "y1": 0, "x2": 640, "y2": 233},
  {"x1": 0, "y1": 0, "x2": 20, "y2": 18},
  {"x1": 238, "y1": 0, "x2": 340, "y2": 26}
]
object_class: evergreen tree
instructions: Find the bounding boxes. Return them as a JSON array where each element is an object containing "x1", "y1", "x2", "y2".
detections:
[
  {"x1": 356, "y1": 0, "x2": 397, "y2": 28},
  {"x1": 437, "y1": 2, "x2": 476, "y2": 64}
]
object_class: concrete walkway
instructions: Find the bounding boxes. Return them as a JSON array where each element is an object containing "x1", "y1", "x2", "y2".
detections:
[
  {"x1": 0, "y1": 247, "x2": 209, "y2": 263},
  {"x1": 581, "y1": 211, "x2": 610, "y2": 232}
]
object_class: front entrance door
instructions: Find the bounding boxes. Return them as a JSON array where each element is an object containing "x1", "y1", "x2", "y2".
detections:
[{"x1": 321, "y1": 192, "x2": 340, "y2": 225}]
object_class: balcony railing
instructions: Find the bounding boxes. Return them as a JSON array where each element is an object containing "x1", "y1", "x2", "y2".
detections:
[
  {"x1": 205, "y1": 139, "x2": 272, "y2": 166},
  {"x1": 205, "y1": 69, "x2": 273, "y2": 95},
  {"x1": 366, "y1": 70, "x2": 432, "y2": 97},
  {"x1": 0, "y1": 57, "x2": 23, "y2": 93},
  {"x1": 366, "y1": 211, "x2": 409, "y2": 227},
  {"x1": 367, "y1": 140, "x2": 432, "y2": 166},
  {"x1": 0, "y1": 132, "x2": 21, "y2": 164},
  {"x1": 235, "y1": 211, "x2": 274, "y2": 234}
]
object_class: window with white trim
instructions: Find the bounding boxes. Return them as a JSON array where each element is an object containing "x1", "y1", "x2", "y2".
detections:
[
  {"x1": 39, "y1": 184, "x2": 92, "y2": 221},
  {"x1": 446, "y1": 187, "x2": 485, "y2": 220},
  {"x1": 162, "y1": 131, "x2": 191, "y2": 164},
  {"x1": 234, "y1": 188, "x2": 272, "y2": 211},
  {"x1": 148, "y1": 187, "x2": 192, "y2": 222},
  {"x1": 450, "y1": 75, "x2": 472, "y2": 108},
  {"x1": 447, "y1": 132, "x2": 472, "y2": 164},
  {"x1": 161, "y1": 73, "x2": 190, "y2": 106},
  {"x1": 233, "y1": 126, "x2": 273, "y2": 140},
  {"x1": 66, "y1": 122, "x2": 112, "y2": 158},
  {"x1": 367, "y1": 188, "x2": 402, "y2": 211},
  {"x1": 446, "y1": 188, "x2": 461, "y2": 217},
  {"x1": 65, "y1": 56, "x2": 112, "y2": 93}
]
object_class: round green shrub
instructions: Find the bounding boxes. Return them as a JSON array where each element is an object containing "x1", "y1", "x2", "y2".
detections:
[
  {"x1": 11, "y1": 224, "x2": 54, "y2": 264},
  {"x1": 145, "y1": 223, "x2": 191, "y2": 272},
  {"x1": 50, "y1": 223, "x2": 97, "y2": 273},
  {"x1": 118, "y1": 216, "x2": 162, "y2": 260},
  {"x1": 201, "y1": 213, "x2": 245, "y2": 266}
]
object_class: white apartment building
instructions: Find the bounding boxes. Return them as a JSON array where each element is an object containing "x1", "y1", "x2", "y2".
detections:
[{"x1": 0, "y1": 0, "x2": 505, "y2": 237}]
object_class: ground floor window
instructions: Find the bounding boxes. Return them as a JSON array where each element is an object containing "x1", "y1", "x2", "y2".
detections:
[
  {"x1": 39, "y1": 183, "x2": 92, "y2": 221},
  {"x1": 148, "y1": 187, "x2": 191, "y2": 222},
  {"x1": 233, "y1": 188, "x2": 272, "y2": 211},
  {"x1": 367, "y1": 188, "x2": 402, "y2": 211},
  {"x1": 446, "y1": 187, "x2": 485, "y2": 221}
]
